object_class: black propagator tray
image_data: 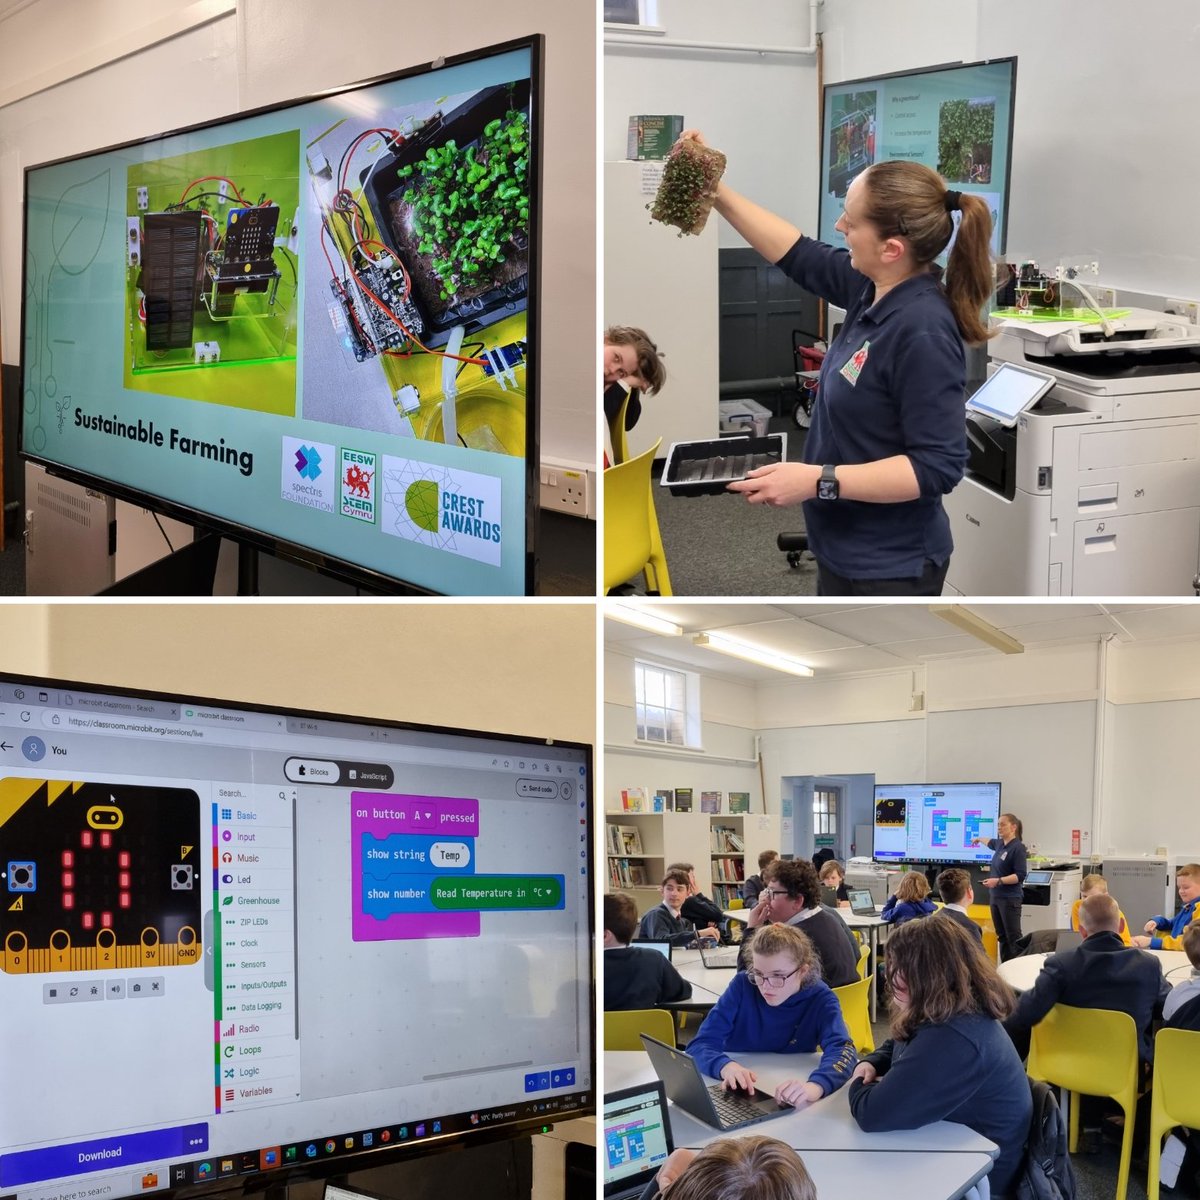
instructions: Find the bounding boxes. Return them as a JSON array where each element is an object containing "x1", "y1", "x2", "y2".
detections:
[{"x1": 660, "y1": 433, "x2": 787, "y2": 496}]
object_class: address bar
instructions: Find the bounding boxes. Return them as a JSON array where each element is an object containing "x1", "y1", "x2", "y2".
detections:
[{"x1": 39, "y1": 709, "x2": 513, "y2": 771}]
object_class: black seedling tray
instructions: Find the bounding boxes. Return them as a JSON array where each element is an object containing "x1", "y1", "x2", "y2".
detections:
[{"x1": 660, "y1": 433, "x2": 787, "y2": 496}]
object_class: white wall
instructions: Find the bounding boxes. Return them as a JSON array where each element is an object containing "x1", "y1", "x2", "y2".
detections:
[
  {"x1": 604, "y1": 0, "x2": 817, "y2": 248},
  {"x1": 0, "y1": 0, "x2": 595, "y2": 465}
]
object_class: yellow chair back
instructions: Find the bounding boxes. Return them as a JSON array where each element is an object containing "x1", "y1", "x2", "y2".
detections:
[
  {"x1": 856, "y1": 941, "x2": 870, "y2": 981},
  {"x1": 729, "y1": 898, "x2": 745, "y2": 910},
  {"x1": 1147, "y1": 1027, "x2": 1200, "y2": 1200},
  {"x1": 607, "y1": 387, "x2": 636, "y2": 466},
  {"x1": 831, "y1": 976, "x2": 874, "y2": 1053},
  {"x1": 604, "y1": 1007, "x2": 676, "y2": 1051},
  {"x1": 603, "y1": 440, "x2": 672, "y2": 595},
  {"x1": 1027, "y1": 1004, "x2": 1141, "y2": 1200}
]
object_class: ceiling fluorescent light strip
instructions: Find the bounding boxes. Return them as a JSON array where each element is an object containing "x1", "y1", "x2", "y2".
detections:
[
  {"x1": 607, "y1": 604, "x2": 683, "y2": 637},
  {"x1": 929, "y1": 605, "x2": 1024, "y2": 655},
  {"x1": 693, "y1": 632, "x2": 814, "y2": 677}
]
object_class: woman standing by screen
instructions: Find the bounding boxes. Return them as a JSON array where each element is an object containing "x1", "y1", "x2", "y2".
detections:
[
  {"x1": 678, "y1": 131, "x2": 994, "y2": 595},
  {"x1": 973, "y1": 813, "x2": 1027, "y2": 962}
]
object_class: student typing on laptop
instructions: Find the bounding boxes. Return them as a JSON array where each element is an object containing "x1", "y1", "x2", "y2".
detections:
[
  {"x1": 686, "y1": 923, "x2": 857, "y2": 1109},
  {"x1": 605, "y1": 892, "x2": 693, "y2": 1010}
]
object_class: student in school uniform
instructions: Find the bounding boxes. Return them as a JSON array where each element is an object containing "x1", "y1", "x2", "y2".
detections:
[
  {"x1": 603, "y1": 892, "x2": 692, "y2": 1011},
  {"x1": 638, "y1": 869, "x2": 720, "y2": 948},
  {"x1": 818, "y1": 859, "x2": 851, "y2": 906},
  {"x1": 687, "y1": 923, "x2": 857, "y2": 1108},
  {"x1": 1164, "y1": 922, "x2": 1200, "y2": 1030},
  {"x1": 934, "y1": 868, "x2": 985, "y2": 948},
  {"x1": 881, "y1": 871, "x2": 937, "y2": 927},
  {"x1": 653, "y1": 1136, "x2": 817, "y2": 1200},
  {"x1": 742, "y1": 849, "x2": 780, "y2": 907},
  {"x1": 1070, "y1": 873, "x2": 1132, "y2": 945},
  {"x1": 668, "y1": 861, "x2": 728, "y2": 939},
  {"x1": 1133, "y1": 862, "x2": 1200, "y2": 950}
]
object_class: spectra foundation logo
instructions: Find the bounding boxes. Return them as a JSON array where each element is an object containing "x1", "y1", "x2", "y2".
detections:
[{"x1": 281, "y1": 437, "x2": 335, "y2": 512}]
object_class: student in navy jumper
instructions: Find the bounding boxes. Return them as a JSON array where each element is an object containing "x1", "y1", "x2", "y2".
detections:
[
  {"x1": 676, "y1": 132, "x2": 994, "y2": 596},
  {"x1": 848, "y1": 918, "x2": 1032, "y2": 1198},
  {"x1": 687, "y1": 923, "x2": 857, "y2": 1109},
  {"x1": 638, "y1": 869, "x2": 721, "y2": 948},
  {"x1": 603, "y1": 892, "x2": 692, "y2": 1011},
  {"x1": 881, "y1": 870, "x2": 937, "y2": 927},
  {"x1": 934, "y1": 867, "x2": 985, "y2": 948},
  {"x1": 972, "y1": 812, "x2": 1028, "y2": 962}
]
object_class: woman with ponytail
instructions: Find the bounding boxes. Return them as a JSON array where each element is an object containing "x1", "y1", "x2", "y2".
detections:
[{"x1": 682, "y1": 130, "x2": 994, "y2": 595}]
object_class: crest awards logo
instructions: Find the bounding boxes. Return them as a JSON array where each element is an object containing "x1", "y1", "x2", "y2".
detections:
[
  {"x1": 281, "y1": 437, "x2": 335, "y2": 512},
  {"x1": 380, "y1": 456, "x2": 503, "y2": 566},
  {"x1": 340, "y1": 448, "x2": 377, "y2": 523}
]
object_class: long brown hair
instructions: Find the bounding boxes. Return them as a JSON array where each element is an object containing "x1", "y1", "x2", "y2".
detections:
[
  {"x1": 885, "y1": 916, "x2": 1014, "y2": 1041},
  {"x1": 668, "y1": 1136, "x2": 817, "y2": 1200},
  {"x1": 859, "y1": 161, "x2": 994, "y2": 344}
]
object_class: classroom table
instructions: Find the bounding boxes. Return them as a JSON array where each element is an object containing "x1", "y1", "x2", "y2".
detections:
[
  {"x1": 606, "y1": 1049, "x2": 1000, "y2": 1157},
  {"x1": 997, "y1": 947, "x2": 1191, "y2": 992},
  {"x1": 670, "y1": 947, "x2": 738, "y2": 1005}
]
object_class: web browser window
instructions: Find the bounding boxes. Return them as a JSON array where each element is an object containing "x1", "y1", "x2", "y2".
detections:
[{"x1": 0, "y1": 676, "x2": 593, "y2": 1200}]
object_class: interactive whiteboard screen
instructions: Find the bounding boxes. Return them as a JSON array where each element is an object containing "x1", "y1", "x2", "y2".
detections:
[
  {"x1": 21, "y1": 37, "x2": 541, "y2": 594},
  {"x1": 819, "y1": 58, "x2": 1016, "y2": 256},
  {"x1": 872, "y1": 781, "x2": 1001, "y2": 865}
]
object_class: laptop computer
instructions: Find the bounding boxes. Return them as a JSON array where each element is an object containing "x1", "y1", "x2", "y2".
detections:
[
  {"x1": 698, "y1": 943, "x2": 740, "y2": 969},
  {"x1": 603, "y1": 1081, "x2": 674, "y2": 1200},
  {"x1": 630, "y1": 940, "x2": 673, "y2": 960},
  {"x1": 640, "y1": 1033, "x2": 792, "y2": 1132},
  {"x1": 1053, "y1": 929, "x2": 1083, "y2": 953},
  {"x1": 847, "y1": 888, "x2": 878, "y2": 916}
]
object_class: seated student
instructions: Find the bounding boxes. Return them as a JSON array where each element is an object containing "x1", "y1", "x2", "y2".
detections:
[
  {"x1": 1004, "y1": 892, "x2": 1171, "y2": 1066},
  {"x1": 743, "y1": 858, "x2": 860, "y2": 988},
  {"x1": 669, "y1": 861, "x2": 728, "y2": 939},
  {"x1": 848, "y1": 918, "x2": 1032, "y2": 1199},
  {"x1": 818, "y1": 859, "x2": 851, "y2": 907},
  {"x1": 603, "y1": 892, "x2": 692, "y2": 1011},
  {"x1": 638, "y1": 870, "x2": 720, "y2": 948},
  {"x1": 1071, "y1": 873, "x2": 1132, "y2": 945},
  {"x1": 602, "y1": 325, "x2": 665, "y2": 444},
  {"x1": 934, "y1": 868, "x2": 985, "y2": 948},
  {"x1": 687, "y1": 923, "x2": 857, "y2": 1108},
  {"x1": 1133, "y1": 861, "x2": 1200, "y2": 950},
  {"x1": 1164, "y1": 921, "x2": 1200, "y2": 1031},
  {"x1": 742, "y1": 849, "x2": 780, "y2": 907},
  {"x1": 880, "y1": 871, "x2": 937, "y2": 927},
  {"x1": 653, "y1": 1136, "x2": 816, "y2": 1200}
]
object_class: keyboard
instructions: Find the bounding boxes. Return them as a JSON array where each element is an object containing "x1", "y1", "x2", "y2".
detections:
[{"x1": 708, "y1": 1083, "x2": 768, "y2": 1124}]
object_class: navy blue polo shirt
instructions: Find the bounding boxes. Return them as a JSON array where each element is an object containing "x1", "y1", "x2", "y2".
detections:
[{"x1": 776, "y1": 235, "x2": 968, "y2": 579}]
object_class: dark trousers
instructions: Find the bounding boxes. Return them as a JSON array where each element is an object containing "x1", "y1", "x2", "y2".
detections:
[
  {"x1": 991, "y1": 896, "x2": 1024, "y2": 962},
  {"x1": 817, "y1": 558, "x2": 949, "y2": 596}
]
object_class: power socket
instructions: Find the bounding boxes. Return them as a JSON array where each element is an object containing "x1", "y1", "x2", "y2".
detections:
[{"x1": 539, "y1": 459, "x2": 595, "y2": 517}]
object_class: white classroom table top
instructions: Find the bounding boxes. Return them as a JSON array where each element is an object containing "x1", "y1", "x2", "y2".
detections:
[
  {"x1": 724, "y1": 905, "x2": 887, "y2": 927},
  {"x1": 997, "y1": 947, "x2": 1191, "y2": 992},
  {"x1": 605, "y1": 1050, "x2": 999, "y2": 1157},
  {"x1": 765, "y1": 1149, "x2": 994, "y2": 1200},
  {"x1": 670, "y1": 947, "x2": 737, "y2": 1004}
]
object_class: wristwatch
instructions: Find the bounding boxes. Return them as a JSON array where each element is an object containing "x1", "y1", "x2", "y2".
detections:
[{"x1": 817, "y1": 464, "x2": 840, "y2": 501}]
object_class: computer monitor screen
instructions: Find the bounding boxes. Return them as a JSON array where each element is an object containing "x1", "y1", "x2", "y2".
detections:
[
  {"x1": 20, "y1": 36, "x2": 541, "y2": 594},
  {"x1": 872, "y1": 782, "x2": 1002, "y2": 865},
  {"x1": 0, "y1": 671, "x2": 593, "y2": 1200},
  {"x1": 818, "y1": 57, "x2": 1017, "y2": 255}
]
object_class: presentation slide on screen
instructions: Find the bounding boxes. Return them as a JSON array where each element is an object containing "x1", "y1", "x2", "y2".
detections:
[
  {"x1": 872, "y1": 783, "x2": 999, "y2": 864},
  {"x1": 21, "y1": 44, "x2": 533, "y2": 594},
  {"x1": 818, "y1": 60, "x2": 1014, "y2": 255},
  {"x1": 0, "y1": 693, "x2": 590, "y2": 1200}
]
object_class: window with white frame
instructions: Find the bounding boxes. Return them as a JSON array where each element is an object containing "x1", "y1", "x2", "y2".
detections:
[
  {"x1": 604, "y1": 0, "x2": 658, "y2": 26},
  {"x1": 813, "y1": 787, "x2": 839, "y2": 837},
  {"x1": 634, "y1": 660, "x2": 699, "y2": 747}
]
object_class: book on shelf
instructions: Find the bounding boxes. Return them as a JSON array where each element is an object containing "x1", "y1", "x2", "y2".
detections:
[
  {"x1": 608, "y1": 858, "x2": 651, "y2": 888},
  {"x1": 712, "y1": 856, "x2": 746, "y2": 884},
  {"x1": 621, "y1": 786, "x2": 648, "y2": 812},
  {"x1": 653, "y1": 789, "x2": 674, "y2": 812},
  {"x1": 616, "y1": 825, "x2": 643, "y2": 855},
  {"x1": 728, "y1": 791, "x2": 751, "y2": 814},
  {"x1": 710, "y1": 825, "x2": 746, "y2": 853},
  {"x1": 674, "y1": 787, "x2": 693, "y2": 813},
  {"x1": 700, "y1": 790, "x2": 722, "y2": 814},
  {"x1": 628, "y1": 863, "x2": 648, "y2": 886}
]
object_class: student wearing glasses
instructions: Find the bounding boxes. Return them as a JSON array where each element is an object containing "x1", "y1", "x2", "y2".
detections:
[{"x1": 686, "y1": 923, "x2": 857, "y2": 1109}]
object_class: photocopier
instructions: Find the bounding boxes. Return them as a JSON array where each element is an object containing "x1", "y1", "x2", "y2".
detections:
[{"x1": 945, "y1": 300, "x2": 1200, "y2": 595}]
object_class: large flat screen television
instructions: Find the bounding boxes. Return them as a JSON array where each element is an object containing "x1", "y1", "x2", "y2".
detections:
[
  {"x1": 0, "y1": 671, "x2": 593, "y2": 1200},
  {"x1": 20, "y1": 36, "x2": 542, "y2": 595},
  {"x1": 872, "y1": 781, "x2": 1001, "y2": 865},
  {"x1": 818, "y1": 57, "x2": 1017, "y2": 256}
]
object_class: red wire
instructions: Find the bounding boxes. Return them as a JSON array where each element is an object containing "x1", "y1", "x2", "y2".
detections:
[{"x1": 179, "y1": 175, "x2": 247, "y2": 206}]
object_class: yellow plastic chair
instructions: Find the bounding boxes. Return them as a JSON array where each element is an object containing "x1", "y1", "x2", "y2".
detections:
[
  {"x1": 606, "y1": 387, "x2": 637, "y2": 466},
  {"x1": 1027, "y1": 1004, "x2": 1142, "y2": 1200},
  {"x1": 1147, "y1": 1027, "x2": 1200, "y2": 1200},
  {"x1": 604, "y1": 1007, "x2": 676, "y2": 1051},
  {"x1": 856, "y1": 941, "x2": 871, "y2": 981},
  {"x1": 603, "y1": 440, "x2": 672, "y2": 595},
  {"x1": 831, "y1": 976, "x2": 874, "y2": 1053}
]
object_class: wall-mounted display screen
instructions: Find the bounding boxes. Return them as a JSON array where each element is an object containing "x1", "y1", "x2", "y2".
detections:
[
  {"x1": 872, "y1": 781, "x2": 1001, "y2": 865},
  {"x1": 0, "y1": 671, "x2": 593, "y2": 1200},
  {"x1": 818, "y1": 57, "x2": 1017, "y2": 256},
  {"x1": 20, "y1": 36, "x2": 541, "y2": 594}
]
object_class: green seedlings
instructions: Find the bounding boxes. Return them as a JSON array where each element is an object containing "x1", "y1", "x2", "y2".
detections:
[
  {"x1": 396, "y1": 110, "x2": 530, "y2": 299},
  {"x1": 648, "y1": 139, "x2": 727, "y2": 236}
]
